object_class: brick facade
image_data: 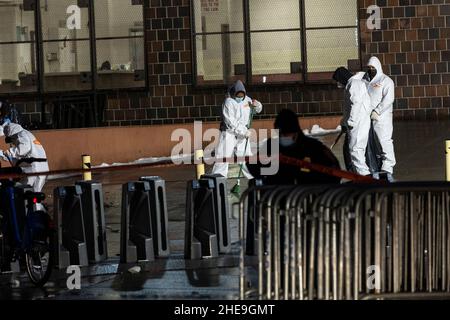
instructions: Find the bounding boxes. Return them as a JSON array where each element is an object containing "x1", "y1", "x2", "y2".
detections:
[
  {"x1": 359, "y1": 0, "x2": 450, "y2": 120},
  {"x1": 103, "y1": 0, "x2": 345, "y2": 126},
  {"x1": 9, "y1": 0, "x2": 450, "y2": 127}
]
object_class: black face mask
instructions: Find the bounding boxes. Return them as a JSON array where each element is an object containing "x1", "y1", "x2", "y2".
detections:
[{"x1": 368, "y1": 68, "x2": 377, "y2": 80}]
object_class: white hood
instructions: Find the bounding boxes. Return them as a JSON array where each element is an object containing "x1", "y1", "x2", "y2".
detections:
[
  {"x1": 3, "y1": 123, "x2": 24, "y2": 137},
  {"x1": 367, "y1": 56, "x2": 384, "y2": 83}
]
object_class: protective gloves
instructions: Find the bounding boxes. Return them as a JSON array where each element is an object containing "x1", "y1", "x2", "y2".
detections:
[{"x1": 371, "y1": 110, "x2": 380, "y2": 121}]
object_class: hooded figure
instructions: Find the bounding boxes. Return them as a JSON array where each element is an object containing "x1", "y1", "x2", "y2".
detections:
[
  {"x1": 247, "y1": 109, "x2": 341, "y2": 185},
  {"x1": 366, "y1": 56, "x2": 396, "y2": 175},
  {"x1": 334, "y1": 67, "x2": 373, "y2": 176},
  {"x1": 0, "y1": 123, "x2": 49, "y2": 192},
  {"x1": 212, "y1": 80, "x2": 263, "y2": 178}
]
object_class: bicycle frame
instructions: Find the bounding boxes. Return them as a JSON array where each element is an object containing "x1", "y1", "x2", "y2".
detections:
[{"x1": 1, "y1": 180, "x2": 48, "y2": 263}]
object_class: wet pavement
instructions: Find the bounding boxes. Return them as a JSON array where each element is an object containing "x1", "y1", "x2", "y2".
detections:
[{"x1": 1, "y1": 120, "x2": 449, "y2": 300}]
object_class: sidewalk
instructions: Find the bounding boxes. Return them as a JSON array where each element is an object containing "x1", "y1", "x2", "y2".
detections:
[{"x1": 1, "y1": 120, "x2": 449, "y2": 300}]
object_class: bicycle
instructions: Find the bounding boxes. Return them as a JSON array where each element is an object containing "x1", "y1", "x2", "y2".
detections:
[{"x1": 0, "y1": 167, "x2": 54, "y2": 287}]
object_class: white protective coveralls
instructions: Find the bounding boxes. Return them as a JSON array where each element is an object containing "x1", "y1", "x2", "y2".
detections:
[
  {"x1": 212, "y1": 80, "x2": 263, "y2": 178},
  {"x1": 341, "y1": 72, "x2": 373, "y2": 176},
  {"x1": 367, "y1": 56, "x2": 396, "y2": 174},
  {"x1": 0, "y1": 123, "x2": 49, "y2": 192}
]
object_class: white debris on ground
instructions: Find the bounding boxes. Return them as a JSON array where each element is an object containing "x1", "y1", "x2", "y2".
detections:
[
  {"x1": 309, "y1": 125, "x2": 342, "y2": 137},
  {"x1": 47, "y1": 125, "x2": 341, "y2": 181},
  {"x1": 127, "y1": 266, "x2": 142, "y2": 274}
]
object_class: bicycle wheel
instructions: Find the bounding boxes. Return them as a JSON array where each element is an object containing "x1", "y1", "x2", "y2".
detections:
[
  {"x1": 25, "y1": 211, "x2": 54, "y2": 287},
  {"x1": 25, "y1": 234, "x2": 54, "y2": 287}
]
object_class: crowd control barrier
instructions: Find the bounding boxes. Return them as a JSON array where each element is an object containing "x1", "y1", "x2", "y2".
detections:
[{"x1": 239, "y1": 182, "x2": 450, "y2": 300}]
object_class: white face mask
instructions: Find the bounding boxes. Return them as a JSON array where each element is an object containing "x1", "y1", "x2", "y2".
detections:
[
  {"x1": 279, "y1": 136, "x2": 296, "y2": 147},
  {"x1": 235, "y1": 97, "x2": 244, "y2": 103},
  {"x1": 337, "y1": 82, "x2": 344, "y2": 89}
]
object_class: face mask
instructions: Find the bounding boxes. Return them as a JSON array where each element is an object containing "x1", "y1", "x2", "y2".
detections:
[
  {"x1": 337, "y1": 82, "x2": 344, "y2": 89},
  {"x1": 235, "y1": 97, "x2": 244, "y2": 103},
  {"x1": 368, "y1": 68, "x2": 377, "y2": 80},
  {"x1": 279, "y1": 136, "x2": 296, "y2": 147}
]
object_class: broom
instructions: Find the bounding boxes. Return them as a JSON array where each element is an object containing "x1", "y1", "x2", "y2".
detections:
[{"x1": 231, "y1": 106, "x2": 255, "y2": 197}]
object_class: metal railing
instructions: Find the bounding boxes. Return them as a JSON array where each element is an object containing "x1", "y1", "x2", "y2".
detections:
[{"x1": 239, "y1": 182, "x2": 450, "y2": 300}]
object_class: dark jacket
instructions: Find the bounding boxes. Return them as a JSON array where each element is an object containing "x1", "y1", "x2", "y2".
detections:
[{"x1": 247, "y1": 133, "x2": 341, "y2": 185}]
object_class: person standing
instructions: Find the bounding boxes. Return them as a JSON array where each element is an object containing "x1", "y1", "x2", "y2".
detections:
[
  {"x1": 366, "y1": 56, "x2": 396, "y2": 179},
  {"x1": 333, "y1": 67, "x2": 373, "y2": 176},
  {"x1": 211, "y1": 80, "x2": 263, "y2": 179}
]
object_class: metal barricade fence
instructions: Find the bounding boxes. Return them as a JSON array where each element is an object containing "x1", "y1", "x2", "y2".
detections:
[{"x1": 239, "y1": 182, "x2": 450, "y2": 300}]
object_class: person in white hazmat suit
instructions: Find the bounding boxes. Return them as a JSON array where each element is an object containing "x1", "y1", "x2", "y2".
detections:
[
  {"x1": 212, "y1": 80, "x2": 263, "y2": 178},
  {"x1": 0, "y1": 123, "x2": 49, "y2": 192},
  {"x1": 366, "y1": 56, "x2": 396, "y2": 178},
  {"x1": 333, "y1": 67, "x2": 373, "y2": 176}
]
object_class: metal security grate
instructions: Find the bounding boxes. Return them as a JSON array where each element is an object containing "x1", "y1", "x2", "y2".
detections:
[{"x1": 44, "y1": 94, "x2": 106, "y2": 129}]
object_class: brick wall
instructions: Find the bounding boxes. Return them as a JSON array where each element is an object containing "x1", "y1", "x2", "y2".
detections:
[
  {"x1": 360, "y1": 0, "x2": 450, "y2": 120},
  {"x1": 10, "y1": 0, "x2": 450, "y2": 127},
  {"x1": 103, "y1": 0, "x2": 345, "y2": 127}
]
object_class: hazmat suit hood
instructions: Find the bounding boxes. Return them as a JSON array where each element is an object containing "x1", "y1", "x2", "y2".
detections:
[
  {"x1": 3, "y1": 123, "x2": 24, "y2": 138},
  {"x1": 367, "y1": 56, "x2": 384, "y2": 83},
  {"x1": 228, "y1": 80, "x2": 247, "y2": 97}
]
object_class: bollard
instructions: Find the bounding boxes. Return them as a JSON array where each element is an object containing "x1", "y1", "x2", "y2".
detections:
[
  {"x1": 53, "y1": 186, "x2": 89, "y2": 268},
  {"x1": 120, "y1": 182, "x2": 155, "y2": 263},
  {"x1": 446, "y1": 140, "x2": 450, "y2": 182},
  {"x1": 201, "y1": 174, "x2": 231, "y2": 254},
  {"x1": 140, "y1": 176, "x2": 170, "y2": 257},
  {"x1": 82, "y1": 155, "x2": 92, "y2": 181},
  {"x1": 76, "y1": 181, "x2": 107, "y2": 263},
  {"x1": 195, "y1": 150, "x2": 205, "y2": 180},
  {"x1": 185, "y1": 179, "x2": 219, "y2": 260}
]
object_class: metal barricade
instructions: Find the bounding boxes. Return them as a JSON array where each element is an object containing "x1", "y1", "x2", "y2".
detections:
[{"x1": 239, "y1": 182, "x2": 450, "y2": 300}]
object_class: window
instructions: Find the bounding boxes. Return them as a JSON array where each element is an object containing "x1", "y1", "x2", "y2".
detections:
[
  {"x1": 192, "y1": 0, "x2": 359, "y2": 86},
  {"x1": 0, "y1": 0, "x2": 145, "y2": 94},
  {"x1": 0, "y1": 0, "x2": 37, "y2": 93},
  {"x1": 304, "y1": 0, "x2": 359, "y2": 81},
  {"x1": 193, "y1": 0, "x2": 245, "y2": 85},
  {"x1": 94, "y1": 0, "x2": 145, "y2": 89},
  {"x1": 41, "y1": 0, "x2": 91, "y2": 92}
]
